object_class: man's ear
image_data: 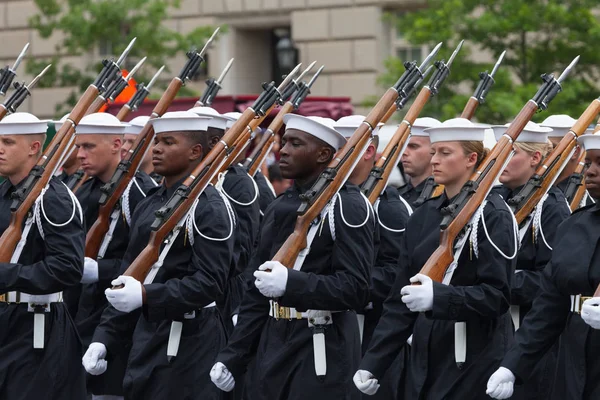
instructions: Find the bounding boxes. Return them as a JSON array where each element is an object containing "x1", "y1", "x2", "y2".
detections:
[
  {"x1": 316, "y1": 146, "x2": 334, "y2": 165},
  {"x1": 364, "y1": 143, "x2": 377, "y2": 161},
  {"x1": 189, "y1": 143, "x2": 204, "y2": 161},
  {"x1": 112, "y1": 137, "x2": 123, "y2": 154},
  {"x1": 29, "y1": 140, "x2": 42, "y2": 156}
]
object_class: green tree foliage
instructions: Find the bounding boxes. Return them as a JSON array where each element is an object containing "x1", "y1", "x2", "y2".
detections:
[
  {"x1": 382, "y1": 0, "x2": 600, "y2": 123},
  {"x1": 26, "y1": 0, "x2": 216, "y2": 115}
]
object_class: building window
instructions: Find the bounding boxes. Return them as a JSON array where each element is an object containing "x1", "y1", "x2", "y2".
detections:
[{"x1": 389, "y1": 18, "x2": 427, "y2": 64}]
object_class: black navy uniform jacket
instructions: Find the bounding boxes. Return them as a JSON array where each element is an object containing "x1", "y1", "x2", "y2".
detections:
[
  {"x1": 360, "y1": 192, "x2": 516, "y2": 400},
  {"x1": 362, "y1": 186, "x2": 412, "y2": 400},
  {"x1": 217, "y1": 182, "x2": 374, "y2": 400},
  {"x1": 93, "y1": 182, "x2": 234, "y2": 400},
  {"x1": 0, "y1": 177, "x2": 86, "y2": 399},
  {"x1": 218, "y1": 164, "x2": 261, "y2": 333},
  {"x1": 556, "y1": 174, "x2": 595, "y2": 208},
  {"x1": 70, "y1": 171, "x2": 156, "y2": 395},
  {"x1": 501, "y1": 202, "x2": 600, "y2": 400},
  {"x1": 495, "y1": 185, "x2": 570, "y2": 400},
  {"x1": 254, "y1": 170, "x2": 276, "y2": 215},
  {"x1": 398, "y1": 177, "x2": 431, "y2": 208}
]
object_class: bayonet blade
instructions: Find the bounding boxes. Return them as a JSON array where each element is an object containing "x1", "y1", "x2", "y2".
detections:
[
  {"x1": 307, "y1": 65, "x2": 324, "y2": 88},
  {"x1": 116, "y1": 37, "x2": 137, "y2": 67},
  {"x1": 416, "y1": 64, "x2": 434, "y2": 86},
  {"x1": 199, "y1": 27, "x2": 220, "y2": 57},
  {"x1": 25, "y1": 64, "x2": 52, "y2": 90},
  {"x1": 490, "y1": 50, "x2": 506, "y2": 78},
  {"x1": 146, "y1": 65, "x2": 165, "y2": 91},
  {"x1": 296, "y1": 61, "x2": 317, "y2": 83},
  {"x1": 11, "y1": 43, "x2": 30, "y2": 72},
  {"x1": 124, "y1": 56, "x2": 147, "y2": 81},
  {"x1": 419, "y1": 42, "x2": 443, "y2": 71},
  {"x1": 557, "y1": 55, "x2": 580, "y2": 84},
  {"x1": 446, "y1": 39, "x2": 464, "y2": 68},
  {"x1": 216, "y1": 58, "x2": 234, "y2": 85},
  {"x1": 276, "y1": 63, "x2": 302, "y2": 92}
]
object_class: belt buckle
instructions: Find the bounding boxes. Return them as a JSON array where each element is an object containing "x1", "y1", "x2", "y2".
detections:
[
  {"x1": 579, "y1": 296, "x2": 592, "y2": 313},
  {"x1": 273, "y1": 302, "x2": 280, "y2": 320},
  {"x1": 0, "y1": 294, "x2": 5, "y2": 302}
]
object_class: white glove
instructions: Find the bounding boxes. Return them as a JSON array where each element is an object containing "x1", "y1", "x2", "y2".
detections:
[
  {"x1": 232, "y1": 314, "x2": 238, "y2": 327},
  {"x1": 581, "y1": 297, "x2": 600, "y2": 329},
  {"x1": 486, "y1": 367, "x2": 515, "y2": 399},
  {"x1": 400, "y1": 273, "x2": 434, "y2": 312},
  {"x1": 210, "y1": 362, "x2": 235, "y2": 392},
  {"x1": 253, "y1": 261, "x2": 288, "y2": 298},
  {"x1": 82, "y1": 342, "x2": 108, "y2": 376},
  {"x1": 81, "y1": 257, "x2": 99, "y2": 284},
  {"x1": 105, "y1": 275, "x2": 143, "y2": 313},
  {"x1": 353, "y1": 370, "x2": 380, "y2": 395}
]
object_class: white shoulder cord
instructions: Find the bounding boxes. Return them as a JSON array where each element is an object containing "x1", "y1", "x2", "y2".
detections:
[
  {"x1": 185, "y1": 189, "x2": 235, "y2": 245},
  {"x1": 35, "y1": 184, "x2": 82, "y2": 240},
  {"x1": 217, "y1": 170, "x2": 260, "y2": 207},
  {"x1": 122, "y1": 177, "x2": 152, "y2": 227},
  {"x1": 374, "y1": 194, "x2": 413, "y2": 233},
  {"x1": 470, "y1": 199, "x2": 518, "y2": 260},
  {"x1": 326, "y1": 192, "x2": 371, "y2": 241},
  {"x1": 531, "y1": 194, "x2": 553, "y2": 250}
]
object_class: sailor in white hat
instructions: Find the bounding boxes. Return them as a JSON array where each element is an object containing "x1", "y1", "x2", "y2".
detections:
[
  {"x1": 0, "y1": 112, "x2": 87, "y2": 399},
  {"x1": 487, "y1": 131, "x2": 600, "y2": 400},
  {"x1": 71, "y1": 112, "x2": 157, "y2": 398},
  {"x1": 540, "y1": 114, "x2": 592, "y2": 195},
  {"x1": 333, "y1": 114, "x2": 412, "y2": 398},
  {"x1": 188, "y1": 106, "x2": 262, "y2": 336},
  {"x1": 491, "y1": 120, "x2": 570, "y2": 399},
  {"x1": 356, "y1": 117, "x2": 517, "y2": 399},
  {"x1": 84, "y1": 110, "x2": 235, "y2": 399},
  {"x1": 212, "y1": 113, "x2": 375, "y2": 399},
  {"x1": 121, "y1": 115, "x2": 159, "y2": 179},
  {"x1": 397, "y1": 117, "x2": 442, "y2": 208}
]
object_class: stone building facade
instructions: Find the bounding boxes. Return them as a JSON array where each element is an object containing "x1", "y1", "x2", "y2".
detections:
[{"x1": 0, "y1": 0, "x2": 427, "y2": 118}]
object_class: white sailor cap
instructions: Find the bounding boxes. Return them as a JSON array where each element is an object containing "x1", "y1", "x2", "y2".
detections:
[
  {"x1": 123, "y1": 116, "x2": 150, "y2": 135},
  {"x1": 539, "y1": 114, "x2": 576, "y2": 138},
  {"x1": 283, "y1": 114, "x2": 346, "y2": 150},
  {"x1": 222, "y1": 112, "x2": 243, "y2": 129},
  {"x1": 149, "y1": 111, "x2": 210, "y2": 134},
  {"x1": 425, "y1": 118, "x2": 487, "y2": 143},
  {"x1": 0, "y1": 112, "x2": 50, "y2": 135},
  {"x1": 76, "y1": 113, "x2": 127, "y2": 135},
  {"x1": 333, "y1": 115, "x2": 383, "y2": 138},
  {"x1": 491, "y1": 121, "x2": 552, "y2": 143},
  {"x1": 377, "y1": 124, "x2": 396, "y2": 153},
  {"x1": 188, "y1": 106, "x2": 229, "y2": 130},
  {"x1": 52, "y1": 113, "x2": 69, "y2": 132},
  {"x1": 578, "y1": 132, "x2": 600, "y2": 151},
  {"x1": 411, "y1": 117, "x2": 441, "y2": 137}
]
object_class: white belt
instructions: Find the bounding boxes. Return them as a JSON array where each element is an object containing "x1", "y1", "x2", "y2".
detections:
[
  {"x1": 570, "y1": 294, "x2": 590, "y2": 314},
  {"x1": 165, "y1": 301, "x2": 216, "y2": 362},
  {"x1": 3, "y1": 292, "x2": 62, "y2": 305},
  {"x1": 1, "y1": 291, "x2": 62, "y2": 350},
  {"x1": 268, "y1": 301, "x2": 336, "y2": 378}
]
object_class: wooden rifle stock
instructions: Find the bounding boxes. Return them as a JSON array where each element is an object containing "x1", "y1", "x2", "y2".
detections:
[
  {"x1": 419, "y1": 101, "x2": 539, "y2": 282},
  {"x1": 116, "y1": 104, "x2": 132, "y2": 121},
  {"x1": 85, "y1": 78, "x2": 185, "y2": 259},
  {"x1": 273, "y1": 88, "x2": 400, "y2": 268},
  {"x1": 245, "y1": 101, "x2": 295, "y2": 177},
  {"x1": 0, "y1": 105, "x2": 8, "y2": 121},
  {"x1": 513, "y1": 99, "x2": 600, "y2": 224},
  {"x1": 0, "y1": 86, "x2": 100, "y2": 262},
  {"x1": 568, "y1": 151, "x2": 587, "y2": 211},
  {"x1": 381, "y1": 103, "x2": 397, "y2": 124},
  {"x1": 460, "y1": 97, "x2": 479, "y2": 120},
  {"x1": 121, "y1": 108, "x2": 257, "y2": 280},
  {"x1": 210, "y1": 104, "x2": 276, "y2": 183},
  {"x1": 366, "y1": 85, "x2": 433, "y2": 204}
]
